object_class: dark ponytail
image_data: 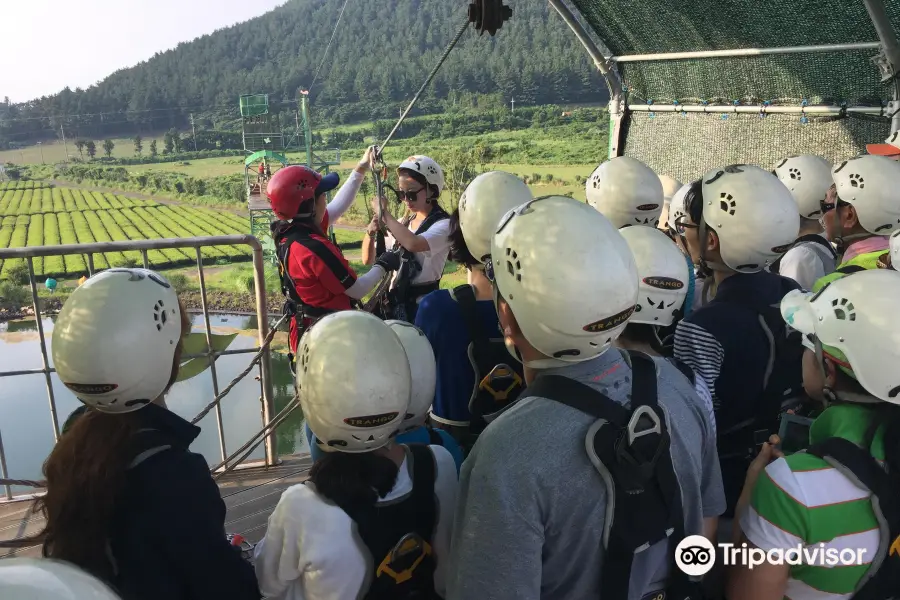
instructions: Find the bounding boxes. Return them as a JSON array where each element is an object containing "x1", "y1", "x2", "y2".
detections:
[{"x1": 308, "y1": 452, "x2": 400, "y2": 510}]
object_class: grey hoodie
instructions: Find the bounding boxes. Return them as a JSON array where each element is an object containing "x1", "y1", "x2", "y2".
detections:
[{"x1": 447, "y1": 350, "x2": 725, "y2": 600}]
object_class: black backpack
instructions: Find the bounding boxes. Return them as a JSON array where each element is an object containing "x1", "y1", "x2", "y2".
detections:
[
  {"x1": 339, "y1": 444, "x2": 440, "y2": 600},
  {"x1": 770, "y1": 234, "x2": 838, "y2": 277},
  {"x1": 526, "y1": 351, "x2": 704, "y2": 600},
  {"x1": 806, "y1": 437, "x2": 900, "y2": 600},
  {"x1": 716, "y1": 292, "x2": 807, "y2": 462},
  {"x1": 449, "y1": 284, "x2": 524, "y2": 434}
]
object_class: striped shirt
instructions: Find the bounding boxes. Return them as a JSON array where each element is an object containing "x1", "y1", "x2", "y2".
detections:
[{"x1": 741, "y1": 404, "x2": 885, "y2": 600}]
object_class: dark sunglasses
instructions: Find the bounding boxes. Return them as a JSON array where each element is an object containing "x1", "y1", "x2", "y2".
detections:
[
  {"x1": 384, "y1": 184, "x2": 424, "y2": 203},
  {"x1": 820, "y1": 198, "x2": 850, "y2": 215},
  {"x1": 674, "y1": 215, "x2": 699, "y2": 235}
]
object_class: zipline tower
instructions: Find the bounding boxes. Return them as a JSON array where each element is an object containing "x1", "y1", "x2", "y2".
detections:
[
  {"x1": 242, "y1": 92, "x2": 340, "y2": 262},
  {"x1": 243, "y1": 91, "x2": 341, "y2": 262}
]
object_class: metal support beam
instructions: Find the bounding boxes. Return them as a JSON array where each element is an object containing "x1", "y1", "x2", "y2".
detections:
[
  {"x1": 546, "y1": 0, "x2": 625, "y2": 157},
  {"x1": 613, "y1": 42, "x2": 880, "y2": 63},
  {"x1": 863, "y1": 0, "x2": 900, "y2": 133},
  {"x1": 628, "y1": 104, "x2": 884, "y2": 115}
]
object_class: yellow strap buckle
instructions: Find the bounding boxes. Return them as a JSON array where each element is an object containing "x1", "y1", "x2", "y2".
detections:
[
  {"x1": 376, "y1": 533, "x2": 432, "y2": 584},
  {"x1": 478, "y1": 364, "x2": 523, "y2": 402}
]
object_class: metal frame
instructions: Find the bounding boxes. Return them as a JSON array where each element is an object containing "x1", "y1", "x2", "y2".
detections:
[
  {"x1": 547, "y1": 0, "x2": 626, "y2": 157},
  {"x1": 628, "y1": 104, "x2": 885, "y2": 115},
  {"x1": 0, "y1": 235, "x2": 278, "y2": 500},
  {"x1": 612, "y1": 42, "x2": 881, "y2": 63},
  {"x1": 863, "y1": 0, "x2": 900, "y2": 133}
]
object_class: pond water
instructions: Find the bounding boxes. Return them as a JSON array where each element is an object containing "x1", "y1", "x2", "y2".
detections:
[{"x1": 0, "y1": 313, "x2": 306, "y2": 491}]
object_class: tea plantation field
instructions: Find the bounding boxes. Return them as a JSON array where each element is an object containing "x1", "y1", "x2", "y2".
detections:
[{"x1": 0, "y1": 186, "x2": 251, "y2": 279}]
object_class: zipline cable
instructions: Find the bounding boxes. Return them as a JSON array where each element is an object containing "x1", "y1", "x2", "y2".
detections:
[
  {"x1": 307, "y1": 0, "x2": 352, "y2": 96},
  {"x1": 378, "y1": 17, "x2": 470, "y2": 155}
]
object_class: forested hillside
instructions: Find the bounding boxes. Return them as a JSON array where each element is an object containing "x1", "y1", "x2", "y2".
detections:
[{"x1": 0, "y1": 0, "x2": 607, "y2": 148}]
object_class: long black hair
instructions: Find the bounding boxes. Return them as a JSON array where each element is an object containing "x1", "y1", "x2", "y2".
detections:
[{"x1": 448, "y1": 208, "x2": 478, "y2": 267}]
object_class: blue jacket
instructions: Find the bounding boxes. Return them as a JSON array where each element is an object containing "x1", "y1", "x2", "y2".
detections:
[{"x1": 106, "y1": 404, "x2": 260, "y2": 600}]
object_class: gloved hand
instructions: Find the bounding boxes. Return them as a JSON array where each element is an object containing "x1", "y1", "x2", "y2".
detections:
[{"x1": 375, "y1": 251, "x2": 402, "y2": 272}]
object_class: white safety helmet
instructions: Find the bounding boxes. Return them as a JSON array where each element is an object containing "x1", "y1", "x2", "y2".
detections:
[
  {"x1": 780, "y1": 269, "x2": 900, "y2": 403},
  {"x1": 398, "y1": 155, "x2": 445, "y2": 196},
  {"x1": 619, "y1": 226, "x2": 691, "y2": 327},
  {"x1": 386, "y1": 320, "x2": 436, "y2": 432},
  {"x1": 297, "y1": 311, "x2": 410, "y2": 453},
  {"x1": 773, "y1": 155, "x2": 833, "y2": 220},
  {"x1": 891, "y1": 229, "x2": 900, "y2": 270},
  {"x1": 586, "y1": 157, "x2": 664, "y2": 228},
  {"x1": 52, "y1": 269, "x2": 183, "y2": 413},
  {"x1": 668, "y1": 182, "x2": 693, "y2": 233},
  {"x1": 489, "y1": 195, "x2": 639, "y2": 368},
  {"x1": 700, "y1": 164, "x2": 799, "y2": 272},
  {"x1": 459, "y1": 171, "x2": 533, "y2": 263},
  {"x1": 832, "y1": 155, "x2": 900, "y2": 235},
  {"x1": 0, "y1": 558, "x2": 121, "y2": 600}
]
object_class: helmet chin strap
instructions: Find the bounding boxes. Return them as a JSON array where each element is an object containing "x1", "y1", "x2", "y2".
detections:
[{"x1": 814, "y1": 338, "x2": 879, "y2": 407}]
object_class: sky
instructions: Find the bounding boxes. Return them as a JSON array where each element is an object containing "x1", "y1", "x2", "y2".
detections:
[{"x1": 0, "y1": 0, "x2": 288, "y2": 103}]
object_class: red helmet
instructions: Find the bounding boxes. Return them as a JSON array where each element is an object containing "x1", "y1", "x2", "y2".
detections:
[{"x1": 266, "y1": 166, "x2": 340, "y2": 217}]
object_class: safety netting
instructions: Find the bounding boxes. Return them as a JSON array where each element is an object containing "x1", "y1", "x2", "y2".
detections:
[
  {"x1": 623, "y1": 112, "x2": 891, "y2": 184},
  {"x1": 564, "y1": 0, "x2": 900, "y2": 178}
]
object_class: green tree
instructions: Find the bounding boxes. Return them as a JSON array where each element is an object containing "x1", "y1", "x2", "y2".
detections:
[
  {"x1": 149, "y1": 139, "x2": 158, "y2": 157},
  {"x1": 172, "y1": 134, "x2": 184, "y2": 153},
  {"x1": 102, "y1": 139, "x2": 115, "y2": 158},
  {"x1": 164, "y1": 130, "x2": 175, "y2": 154},
  {"x1": 133, "y1": 135, "x2": 143, "y2": 156},
  {"x1": 74, "y1": 139, "x2": 86, "y2": 160},
  {"x1": 85, "y1": 140, "x2": 96, "y2": 160}
]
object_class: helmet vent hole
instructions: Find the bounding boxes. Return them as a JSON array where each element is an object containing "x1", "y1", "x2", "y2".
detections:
[
  {"x1": 788, "y1": 167, "x2": 801, "y2": 180},
  {"x1": 849, "y1": 174, "x2": 865, "y2": 189},
  {"x1": 719, "y1": 193, "x2": 736, "y2": 215},
  {"x1": 832, "y1": 298, "x2": 856, "y2": 321}
]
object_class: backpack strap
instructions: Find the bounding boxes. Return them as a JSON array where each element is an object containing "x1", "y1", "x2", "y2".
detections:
[
  {"x1": 279, "y1": 224, "x2": 355, "y2": 290},
  {"x1": 795, "y1": 233, "x2": 838, "y2": 261},
  {"x1": 770, "y1": 234, "x2": 837, "y2": 274},
  {"x1": 526, "y1": 352, "x2": 700, "y2": 599},
  {"x1": 426, "y1": 426, "x2": 443, "y2": 446},
  {"x1": 806, "y1": 438, "x2": 900, "y2": 600},
  {"x1": 836, "y1": 264, "x2": 867, "y2": 276},
  {"x1": 450, "y1": 284, "x2": 490, "y2": 371}
]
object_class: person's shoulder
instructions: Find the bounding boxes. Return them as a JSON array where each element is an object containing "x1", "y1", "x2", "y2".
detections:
[
  {"x1": 427, "y1": 444, "x2": 457, "y2": 479},
  {"x1": 419, "y1": 288, "x2": 453, "y2": 310},
  {"x1": 427, "y1": 217, "x2": 451, "y2": 234}
]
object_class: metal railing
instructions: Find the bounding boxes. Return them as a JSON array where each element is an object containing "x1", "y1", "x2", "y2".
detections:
[{"x1": 0, "y1": 235, "x2": 279, "y2": 501}]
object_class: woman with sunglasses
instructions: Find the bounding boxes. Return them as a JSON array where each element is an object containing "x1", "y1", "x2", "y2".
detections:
[
  {"x1": 812, "y1": 155, "x2": 900, "y2": 292},
  {"x1": 729, "y1": 269, "x2": 900, "y2": 600},
  {"x1": 362, "y1": 155, "x2": 451, "y2": 323}
]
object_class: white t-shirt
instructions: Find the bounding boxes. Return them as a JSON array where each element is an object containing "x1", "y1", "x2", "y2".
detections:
[
  {"x1": 777, "y1": 235, "x2": 836, "y2": 291},
  {"x1": 386, "y1": 217, "x2": 451, "y2": 285},
  {"x1": 254, "y1": 445, "x2": 458, "y2": 600}
]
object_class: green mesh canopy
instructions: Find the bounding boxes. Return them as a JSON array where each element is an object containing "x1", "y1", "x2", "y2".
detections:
[{"x1": 623, "y1": 112, "x2": 890, "y2": 182}]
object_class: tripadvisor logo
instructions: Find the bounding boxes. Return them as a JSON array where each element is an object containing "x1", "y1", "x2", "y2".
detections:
[{"x1": 674, "y1": 535, "x2": 868, "y2": 576}]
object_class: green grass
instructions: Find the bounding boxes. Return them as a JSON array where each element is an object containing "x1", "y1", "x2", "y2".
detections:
[{"x1": 0, "y1": 136, "x2": 166, "y2": 165}]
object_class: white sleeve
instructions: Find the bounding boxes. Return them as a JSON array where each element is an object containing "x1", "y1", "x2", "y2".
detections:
[
  {"x1": 325, "y1": 170, "x2": 364, "y2": 224},
  {"x1": 254, "y1": 484, "x2": 368, "y2": 600},
  {"x1": 419, "y1": 219, "x2": 451, "y2": 255},
  {"x1": 345, "y1": 265, "x2": 386, "y2": 300},
  {"x1": 778, "y1": 245, "x2": 822, "y2": 291},
  {"x1": 429, "y1": 444, "x2": 459, "y2": 599}
]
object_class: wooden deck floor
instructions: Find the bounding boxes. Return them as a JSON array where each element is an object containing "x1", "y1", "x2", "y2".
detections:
[{"x1": 0, "y1": 455, "x2": 312, "y2": 559}]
